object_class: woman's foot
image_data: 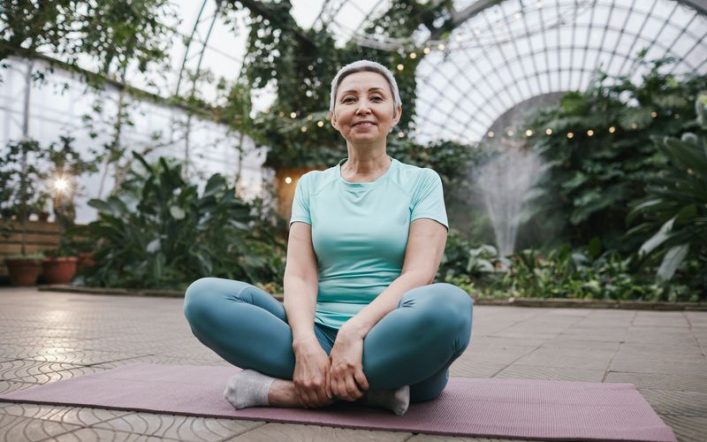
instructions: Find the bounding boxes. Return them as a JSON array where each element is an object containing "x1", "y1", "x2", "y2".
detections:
[
  {"x1": 224, "y1": 370, "x2": 333, "y2": 409},
  {"x1": 224, "y1": 369, "x2": 275, "y2": 409},
  {"x1": 359, "y1": 385, "x2": 410, "y2": 415}
]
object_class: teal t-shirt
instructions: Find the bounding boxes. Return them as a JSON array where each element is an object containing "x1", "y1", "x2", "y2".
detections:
[{"x1": 289, "y1": 157, "x2": 448, "y2": 330}]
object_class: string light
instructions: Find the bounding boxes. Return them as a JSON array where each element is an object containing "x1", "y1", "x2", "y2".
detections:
[
  {"x1": 525, "y1": 129, "x2": 533, "y2": 137},
  {"x1": 409, "y1": 52, "x2": 417, "y2": 59},
  {"x1": 545, "y1": 128, "x2": 553, "y2": 135},
  {"x1": 506, "y1": 129, "x2": 514, "y2": 137},
  {"x1": 317, "y1": 120, "x2": 324, "y2": 127},
  {"x1": 290, "y1": 112, "x2": 297, "y2": 118},
  {"x1": 587, "y1": 129, "x2": 594, "y2": 136},
  {"x1": 284, "y1": 177, "x2": 292, "y2": 184},
  {"x1": 650, "y1": 111, "x2": 657, "y2": 118},
  {"x1": 609, "y1": 126, "x2": 616, "y2": 133},
  {"x1": 630, "y1": 122, "x2": 638, "y2": 129},
  {"x1": 487, "y1": 130, "x2": 495, "y2": 138},
  {"x1": 396, "y1": 64, "x2": 404, "y2": 71},
  {"x1": 300, "y1": 126, "x2": 307, "y2": 133},
  {"x1": 398, "y1": 131, "x2": 405, "y2": 138},
  {"x1": 437, "y1": 43, "x2": 446, "y2": 50},
  {"x1": 567, "y1": 131, "x2": 574, "y2": 139},
  {"x1": 423, "y1": 47, "x2": 431, "y2": 54}
]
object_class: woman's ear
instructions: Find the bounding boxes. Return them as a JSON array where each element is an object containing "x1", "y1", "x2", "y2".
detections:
[
  {"x1": 329, "y1": 110, "x2": 338, "y2": 130},
  {"x1": 393, "y1": 105, "x2": 403, "y2": 126}
]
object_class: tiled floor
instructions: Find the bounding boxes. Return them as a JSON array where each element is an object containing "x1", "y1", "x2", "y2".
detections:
[{"x1": 1, "y1": 287, "x2": 705, "y2": 441}]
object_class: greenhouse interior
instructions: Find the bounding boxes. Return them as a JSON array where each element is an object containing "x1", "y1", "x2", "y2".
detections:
[
  {"x1": 1, "y1": 1, "x2": 707, "y2": 441},
  {"x1": 2, "y1": 0, "x2": 705, "y2": 299}
]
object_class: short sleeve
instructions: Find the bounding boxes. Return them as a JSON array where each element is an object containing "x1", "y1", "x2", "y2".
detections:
[
  {"x1": 410, "y1": 169, "x2": 448, "y2": 229},
  {"x1": 290, "y1": 172, "x2": 312, "y2": 225}
]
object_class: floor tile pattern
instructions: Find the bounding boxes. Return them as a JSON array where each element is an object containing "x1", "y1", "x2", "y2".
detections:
[{"x1": 1, "y1": 287, "x2": 705, "y2": 441}]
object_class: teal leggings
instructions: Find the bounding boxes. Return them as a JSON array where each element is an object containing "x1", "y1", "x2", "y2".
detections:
[{"x1": 183, "y1": 278, "x2": 473, "y2": 402}]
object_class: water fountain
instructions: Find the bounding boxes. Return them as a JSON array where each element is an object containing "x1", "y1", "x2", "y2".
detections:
[{"x1": 476, "y1": 142, "x2": 544, "y2": 257}]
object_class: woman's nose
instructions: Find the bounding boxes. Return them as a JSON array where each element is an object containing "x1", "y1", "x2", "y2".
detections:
[{"x1": 355, "y1": 101, "x2": 372, "y2": 114}]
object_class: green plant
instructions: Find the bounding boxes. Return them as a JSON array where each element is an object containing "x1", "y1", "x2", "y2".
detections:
[
  {"x1": 80, "y1": 152, "x2": 285, "y2": 290},
  {"x1": 46, "y1": 135, "x2": 97, "y2": 228},
  {"x1": 526, "y1": 57, "x2": 707, "y2": 251},
  {"x1": 627, "y1": 93, "x2": 707, "y2": 296},
  {"x1": 0, "y1": 139, "x2": 51, "y2": 255},
  {"x1": 479, "y1": 245, "x2": 702, "y2": 301}
]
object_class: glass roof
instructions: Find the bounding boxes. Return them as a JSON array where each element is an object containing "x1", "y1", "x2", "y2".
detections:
[
  {"x1": 164, "y1": 0, "x2": 706, "y2": 142},
  {"x1": 1, "y1": 0, "x2": 706, "y2": 222}
]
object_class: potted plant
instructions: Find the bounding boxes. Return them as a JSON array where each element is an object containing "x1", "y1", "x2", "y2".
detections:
[
  {"x1": 5, "y1": 252, "x2": 45, "y2": 286},
  {"x1": 0, "y1": 139, "x2": 51, "y2": 286},
  {"x1": 41, "y1": 235, "x2": 81, "y2": 284}
]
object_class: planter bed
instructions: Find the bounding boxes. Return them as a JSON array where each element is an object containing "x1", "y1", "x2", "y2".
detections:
[{"x1": 36, "y1": 285, "x2": 707, "y2": 311}]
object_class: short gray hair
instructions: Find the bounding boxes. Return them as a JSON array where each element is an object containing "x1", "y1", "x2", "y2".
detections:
[{"x1": 329, "y1": 60, "x2": 402, "y2": 113}]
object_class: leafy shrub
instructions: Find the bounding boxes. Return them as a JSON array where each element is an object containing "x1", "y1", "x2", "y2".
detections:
[
  {"x1": 439, "y1": 240, "x2": 699, "y2": 301},
  {"x1": 79, "y1": 153, "x2": 285, "y2": 290},
  {"x1": 526, "y1": 58, "x2": 707, "y2": 251},
  {"x1": 627, "y1": 93, "x2": 707, "y2": 297}
]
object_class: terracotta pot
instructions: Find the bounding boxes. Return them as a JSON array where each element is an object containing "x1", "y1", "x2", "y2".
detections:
[
  {"x1": 41, "y1": 257, "x2": 79, "y2": 284},
  {"x1": 5, "y1": 258, "x2": 43, "y2": 286}
]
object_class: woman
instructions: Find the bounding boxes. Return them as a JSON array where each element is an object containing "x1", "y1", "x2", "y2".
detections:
[{"x1": 183, "y1": 60, "x2": 473, "y2": 416}]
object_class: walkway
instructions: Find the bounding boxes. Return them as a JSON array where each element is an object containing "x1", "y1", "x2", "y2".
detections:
[{"x1": 1, "y1": 288, "x2": 705, "y2": 441}]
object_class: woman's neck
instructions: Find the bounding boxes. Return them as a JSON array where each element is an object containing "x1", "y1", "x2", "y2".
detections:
[{"x1": 341, "y1": 144, "x2": 390, "y2": 181}]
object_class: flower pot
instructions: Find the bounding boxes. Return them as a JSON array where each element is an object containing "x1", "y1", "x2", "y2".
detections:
[
  {"x1": 5, "y1": 258, "x2": 43, "y2": 286},
  {"x1": 41, "y1": 257, "x2": 79, "y2": 284}
]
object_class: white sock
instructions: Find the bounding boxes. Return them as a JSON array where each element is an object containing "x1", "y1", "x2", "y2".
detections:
[
  {"x1": 223, "y1": 369, "x2": 275, "y2": 409},
  {"x1": 360, "y1": 385, "x2": 410, "y2": 415}
]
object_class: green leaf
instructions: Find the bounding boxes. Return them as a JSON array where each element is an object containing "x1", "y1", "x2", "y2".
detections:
[
  {"x1": 146, "y1": 238, "x2": 161, "y2": 254},
  {"x1": 639, "y1": 216, "x2": 675, "y2": 257},
  {"x1": 169, "y1": 206, "x2": 185, "y2": 220},
  {"x1": 656, "y1": 244, "x2": 689, "y2": 282}
]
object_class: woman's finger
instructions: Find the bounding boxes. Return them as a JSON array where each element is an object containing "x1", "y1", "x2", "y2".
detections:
[
  {"x1": 354, "y1": 369, "x2": 369, "y2": 391},
  {"x1": 345, "y1": 373, "x2": 363, "y2": 400},
  {"x1": 325, "y1": 370, "x2": 333, "y2": 400}
]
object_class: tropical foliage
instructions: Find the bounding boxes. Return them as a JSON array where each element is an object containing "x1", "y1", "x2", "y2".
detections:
[
  {"x1": 627, "y1": 93, "x2": 707, "y2": 291},
  {"x1": 526, "y1": 58, "x2": 707, "y2": 251},
  {"x1": 79, "y1": 153, "x2": 285, "y2": 290}
]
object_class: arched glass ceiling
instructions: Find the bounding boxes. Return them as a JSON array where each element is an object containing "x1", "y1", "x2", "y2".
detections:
[
  {"x1": 311, "y1": 0, "x2": 707, "y2": 144},
  {"x1": 4, "y1": 1, "x2": 706, "y2": 150}
]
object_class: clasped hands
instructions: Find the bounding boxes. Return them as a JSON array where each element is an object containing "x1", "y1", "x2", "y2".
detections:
[{"x1": 292, "y1": 327, "x2": 369, "y2": 408}]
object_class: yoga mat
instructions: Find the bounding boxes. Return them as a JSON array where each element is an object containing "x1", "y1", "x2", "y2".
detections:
[{"x1": 0, "y1": 364, "x2": 675, "y2": 441}]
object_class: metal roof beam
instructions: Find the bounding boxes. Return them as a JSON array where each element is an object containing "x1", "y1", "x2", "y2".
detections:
[{"x1": 679, "y1": 0, "x2": 707, "y2": 16}]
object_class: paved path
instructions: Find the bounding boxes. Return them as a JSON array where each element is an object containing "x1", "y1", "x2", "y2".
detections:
[{"x1": 1, "y1": 288, "x2": 705, "y2": 441}]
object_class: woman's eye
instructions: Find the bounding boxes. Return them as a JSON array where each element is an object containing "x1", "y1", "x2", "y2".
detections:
[
  {"x1": 342, "y1": 97, "x2": 355, "y2": 103},
  {"x1": 371, "y1": 96, "x2": 383, "y2": 101}
]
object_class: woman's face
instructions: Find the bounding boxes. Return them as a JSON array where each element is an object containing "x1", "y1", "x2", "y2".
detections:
[{"x1": 330, "y1": 71, "x2": 401, "y2": 145}]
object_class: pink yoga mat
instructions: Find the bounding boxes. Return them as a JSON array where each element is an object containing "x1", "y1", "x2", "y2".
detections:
[{"x1": 0, "y1": 364, "x2": 675, "y2": 441}]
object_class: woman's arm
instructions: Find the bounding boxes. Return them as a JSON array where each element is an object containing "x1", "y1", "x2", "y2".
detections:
[
  {"x1": 283, "y1": 222, "x2": 319, "y2": 347},
  {"x1": 328, "y1": 218, "x2": 447, "y2": 400},
  {"x1": 343, "y1": 218, "x2": 448, "y2": 339},
  {"x1": 283, "y1": 222, "x2": 333, "y2": 406}
]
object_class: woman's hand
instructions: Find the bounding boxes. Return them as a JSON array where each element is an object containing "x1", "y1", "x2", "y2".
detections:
[
  {"x1": 329, "y1": 328, "x2": 369, "y2": 401},
  {"x1": 292, "y1": 339, "x2": 333, "y2": 408}
]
